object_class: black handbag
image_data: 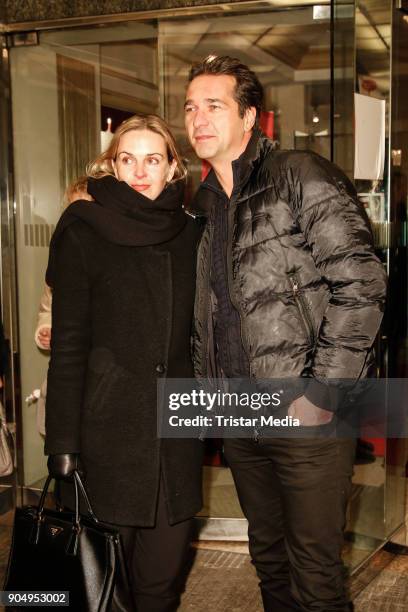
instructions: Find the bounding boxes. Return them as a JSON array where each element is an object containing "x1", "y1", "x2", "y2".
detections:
[{"x1": 4, "y1": 471, "x2": 131, "y2": 611}]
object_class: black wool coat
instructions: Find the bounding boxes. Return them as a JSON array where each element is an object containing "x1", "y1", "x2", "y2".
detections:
[{"x1": 45, "y1": 212, "x2": 203, "y2": 526}]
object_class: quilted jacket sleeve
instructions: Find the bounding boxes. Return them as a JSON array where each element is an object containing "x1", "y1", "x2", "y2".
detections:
[
  {"x1": 291, "y1": 152, "x2": 387, "y2": 409},
  {"x1": 44, "y1": 225, "x2": 91, "y2": 454}
]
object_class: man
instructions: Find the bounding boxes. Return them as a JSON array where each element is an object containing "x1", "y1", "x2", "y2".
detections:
[{"x1": 184, "y1": 56, "x2": 387, "y2": 612}]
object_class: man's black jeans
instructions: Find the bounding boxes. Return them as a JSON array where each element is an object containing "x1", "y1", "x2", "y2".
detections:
[{"x1": 224, "y1": 437, "x2": 356, "y2": 612}]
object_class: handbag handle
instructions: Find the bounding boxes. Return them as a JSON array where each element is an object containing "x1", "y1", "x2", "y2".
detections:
[
  {"x1": 37, "y1": 470, "x2": 99, "y2": 523},
  {"x1": 30, "y1": 470, "x2": 99, "y2": 550}
]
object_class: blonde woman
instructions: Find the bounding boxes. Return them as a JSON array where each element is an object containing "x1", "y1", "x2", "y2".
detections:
[{"x1": 45, "y1": 115, "x2": 203, "y2": 612}]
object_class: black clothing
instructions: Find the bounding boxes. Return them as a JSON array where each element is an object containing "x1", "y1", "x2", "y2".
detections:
[
  {"x1": 210, "y1": 180, "x2": 249, "y2": 378},
  {"x1": 191, "y1": 130, "x2": 386, "y2": 612},
  {"x1": 46, "y1": 176, "x2": 187, "y2": 285},
  {"x1": 47, "y1": 453, "x2": 79, "y2": 481},
  {"x1": 192, "y1": 130, "x2": 387, "y2": 410},
  {"x1": 224, "y1": 437, "x2": 356, "y2": 612},
  {"x1": 45, "y1": 176, "x2": 203, "y2": 526},
  {"x1": 111, "y1": 476, "x2": 192, "y2": 612}
]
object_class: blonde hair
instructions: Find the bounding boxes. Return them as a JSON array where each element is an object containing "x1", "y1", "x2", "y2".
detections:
[
  {"x1": 86, "y1": 114, "x2": 187, "y2": 182},
  {"x1": 62, "y1": 175, "x2": 93, "y2": 209}
]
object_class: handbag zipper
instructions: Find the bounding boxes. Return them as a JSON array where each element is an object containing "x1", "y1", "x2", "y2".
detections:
[{"x1": 289, "y1": 275, "x2": 316, "y2": 346}]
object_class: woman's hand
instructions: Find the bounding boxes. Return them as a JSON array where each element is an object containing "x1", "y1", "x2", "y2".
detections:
[{"x1": 37, "y1": 326, "x2": 51, "y2": 350}]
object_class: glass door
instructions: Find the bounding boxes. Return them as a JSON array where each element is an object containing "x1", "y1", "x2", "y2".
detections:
[{"x1": 6, "y1": 0, "x2": 401, "y2": 574}]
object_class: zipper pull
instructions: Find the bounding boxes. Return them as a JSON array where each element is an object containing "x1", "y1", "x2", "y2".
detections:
[{"x1": 290, "y1": 277, "x2": 299, "y2": 294}]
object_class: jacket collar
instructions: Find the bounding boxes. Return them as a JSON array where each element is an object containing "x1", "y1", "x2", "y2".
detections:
[
  {"x1": 203, "y1": 128, "x2": 263, "y2": 195},
  {"x1": 191, "y1": 128, "x2": 264, "y2": 215}
]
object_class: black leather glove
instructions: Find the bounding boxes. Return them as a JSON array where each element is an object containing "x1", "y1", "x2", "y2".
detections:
[{"x1": 47, "y1": 453, "x2": 80, "y2": 481}]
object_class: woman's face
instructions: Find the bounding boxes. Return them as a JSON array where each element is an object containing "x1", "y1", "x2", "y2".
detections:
[{"x1": 113, "y1": 129, "x2": 177, "y2": 200}]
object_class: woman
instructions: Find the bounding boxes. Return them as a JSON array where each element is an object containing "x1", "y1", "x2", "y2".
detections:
[{"x1": 45, "y1": 115, "x2": 203, "y2": 612}]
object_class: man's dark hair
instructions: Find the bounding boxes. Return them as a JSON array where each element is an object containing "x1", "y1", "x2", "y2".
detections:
[{"x1": 188, "y1": 55, "x2": 264, "y2": 125}]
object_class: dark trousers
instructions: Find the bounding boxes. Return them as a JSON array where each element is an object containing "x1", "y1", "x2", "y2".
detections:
[
  {"x1": 224, "y1": 437, "x2": 356, "y2": 612},
  {"x1": 111, "y1": 477, "x2": 193, "y2": 612}
]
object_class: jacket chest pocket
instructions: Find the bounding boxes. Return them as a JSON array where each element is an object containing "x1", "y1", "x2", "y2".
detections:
[{"x1": 288, "y1": 274, "x2": 316, "y2": 346}]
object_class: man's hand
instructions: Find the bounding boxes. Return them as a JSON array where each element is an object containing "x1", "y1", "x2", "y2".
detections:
[{"x1": 288, "y1": 395, "x2": 333, "y2": 426}]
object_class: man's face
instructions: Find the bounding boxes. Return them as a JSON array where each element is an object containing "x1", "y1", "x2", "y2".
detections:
[{"x1": 184, "y1": 74, "x2": 254, "y2": 164}]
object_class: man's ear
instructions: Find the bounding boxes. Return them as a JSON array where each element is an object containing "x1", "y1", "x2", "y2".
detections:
[{"x1": 244, "y1": 107, "x2": 257, "y2": 132}]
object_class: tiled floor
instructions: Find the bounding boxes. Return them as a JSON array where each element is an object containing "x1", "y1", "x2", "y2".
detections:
[
  {"x1": 0, "y1": 521, "x2": 408, "y2": 611},
  {"x1": 179, "y1": 546, "x2": 408, "y2": 611},
  {"x1": 1, "y1": 459, "x2": 407, "y2": 611}
]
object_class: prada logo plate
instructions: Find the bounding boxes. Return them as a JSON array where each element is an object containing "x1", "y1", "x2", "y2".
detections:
[{"x1": 49, "y1": 525, "x2": 64, "y2": 537}]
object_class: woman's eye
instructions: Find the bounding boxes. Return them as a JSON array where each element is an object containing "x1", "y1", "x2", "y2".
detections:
[
  {"x1": 209, "y1": 105, "x2": 221, "y2": 111},
  {"x1": 121, "y1": 156, "x2": 134, "y2": 165},
  {"x1": 147, "y1": 158, "x2": 160, "y2": 165}
]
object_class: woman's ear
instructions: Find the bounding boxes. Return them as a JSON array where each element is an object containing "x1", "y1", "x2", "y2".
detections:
[
  {"x1": 112, "y1": 159, "x2": 119, "y2": 179},
  {"x1": 167, "y1": 159, "x2": 177, "y2": 183}
]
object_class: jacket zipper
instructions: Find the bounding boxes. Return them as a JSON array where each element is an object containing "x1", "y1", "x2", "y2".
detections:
[
  {"x1": 289, "y1": 275, "x2": 316, "y2": 346},
  {"x1": 206, "y1": 228, "x2": 213, "y2": 379},
  {"x1": 225, "y1": 195, "x2": 259, "y2": 440},
  {"x1": 226, "y1": 194, "x2": 253, "y2": 378},
  {"x1": 199, "y1": 218, "x2": 213, "y2": 380}
]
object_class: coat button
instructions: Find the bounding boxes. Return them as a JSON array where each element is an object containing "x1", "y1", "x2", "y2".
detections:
[{"x1": 155, "y1": 363, "x2": 166, "y2": 374}]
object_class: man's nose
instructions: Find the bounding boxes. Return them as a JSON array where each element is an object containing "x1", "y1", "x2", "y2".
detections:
[{"x1": 193, "y1": 108, "x2": 209, "y2": 128}]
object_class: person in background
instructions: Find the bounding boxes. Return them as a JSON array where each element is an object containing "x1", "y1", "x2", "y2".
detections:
[
  {"x1": 35, "y1": 177, "x2": 92, "y2": 352},
  {"x1": 33, "y1": 179, "x2": 93, "y2": 436},
  {"x1": 45, "y1": 114, "x2": 203, "y2": 612}
]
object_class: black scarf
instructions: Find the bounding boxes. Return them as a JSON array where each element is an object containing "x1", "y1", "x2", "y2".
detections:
[{"x1": 46, "y1": 175, "x2": 187, "y2": 286}]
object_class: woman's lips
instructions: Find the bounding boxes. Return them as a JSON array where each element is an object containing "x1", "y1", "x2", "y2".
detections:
[{"x1": 131, "y1": 184, "x2": 150, "y2": 192}]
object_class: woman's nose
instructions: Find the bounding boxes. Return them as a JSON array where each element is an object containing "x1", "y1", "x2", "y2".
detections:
[{"x1": 133, "y1": 163, "x2": 147, "y2": 178}]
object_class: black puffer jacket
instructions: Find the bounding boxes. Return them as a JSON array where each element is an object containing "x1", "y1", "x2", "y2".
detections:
[{"x1": 192, "y1": 131, "x2": 387, "y2": 410}]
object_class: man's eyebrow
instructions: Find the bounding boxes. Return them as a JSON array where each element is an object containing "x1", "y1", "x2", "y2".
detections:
[
  {"x1": 184, "y1": 98, "x2": 226, "y2": 108},
  {"x1": 205, "y1": 98, "x2": 226, "y2": 104}
]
